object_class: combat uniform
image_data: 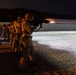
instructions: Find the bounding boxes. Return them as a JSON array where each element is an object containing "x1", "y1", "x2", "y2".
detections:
[
  {"x1": 19, "y1": 15, "x2": 35, "y2": 70},
  {"x1": 9, "y1": 24, "x2": 14, "y2": 46},
  {"x1": 12, "y1": 19, "x2": 22, "y2": 53}
]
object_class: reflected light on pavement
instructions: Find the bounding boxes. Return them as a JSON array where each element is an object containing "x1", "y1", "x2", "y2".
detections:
[{"x1": 32, "y1": 31, "x2": 76, "y2": 56}]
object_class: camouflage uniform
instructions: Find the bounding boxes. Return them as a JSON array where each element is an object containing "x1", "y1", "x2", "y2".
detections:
[
  {"x1": 9, "y1": 24, "x2": 14, "y2": 46},
  {"x1": 19, "y1": 13, "x2": 35, "y2": 70},
  {"x1": 12, "y1": 17, "x2": 22, "y2": 52}
]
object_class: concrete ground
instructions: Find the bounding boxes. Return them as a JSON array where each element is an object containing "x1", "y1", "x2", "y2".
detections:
[
  {"x1": 0, "y1": 43, "x2": 49, "y2": 75},
  {"x1": 33, "y1": 41, "x2": 76, "y2": 75},
  {"x1": 0, "y1": 35, "x2": 76, "y2": 75}
]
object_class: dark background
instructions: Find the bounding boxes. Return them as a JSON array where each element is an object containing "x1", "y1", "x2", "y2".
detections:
[
  {"x1": 0, "y1": 0, "x2": 76, "y2": 15},
  {"x1": 0, "y1": 0, "x2": 76, "y2": 21}
]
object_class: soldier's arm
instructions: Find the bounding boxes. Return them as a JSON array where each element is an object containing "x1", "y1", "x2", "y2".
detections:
[{"x1": 22, "y1": 21, "x2": 32, "y2": 34}]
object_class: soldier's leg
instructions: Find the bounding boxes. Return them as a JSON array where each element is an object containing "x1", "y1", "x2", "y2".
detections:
[
  {"x1": 28, "y1": 39, "x2": 37, "y2": 65},
  {"x1": 13, "y1": 34, "x2": 20, "y2": 52},
  {"x1": 19, "y1": 48, "x2": 29, "y2": 69},
  {"x1": 12, "y1": 39, "x2": 15, "y2": 52},
  {"x1": 9, "y1": 33, "x2": 11, "y2": 45},
  {"x1": 14, "y1": 40, "x2": 19, "y2": 52},
  {"x1": 19, "y1": 40, "x2": 30, "y2": 69},
  {"x1": 9, "y1": 33, "x2": 13, "y2": 46},
  {"x1": 12, "y1": 35, "x2": 18, "y2": 52}
]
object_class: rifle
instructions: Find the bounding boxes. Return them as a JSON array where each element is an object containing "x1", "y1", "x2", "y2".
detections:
[{"x1": 31, "y1": 19, "x2": 49, "y2": 32}]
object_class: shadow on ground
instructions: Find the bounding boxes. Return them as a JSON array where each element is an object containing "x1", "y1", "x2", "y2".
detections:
[
  {"x1": 33, "y1": 41, "x2": 76, "y2": 75},
  {"x1": 0, "y1": 41, "x2": 76, "y2": 75},
  {"x1": 0, "y1": 51, "x2": 47, "y2": 75}
]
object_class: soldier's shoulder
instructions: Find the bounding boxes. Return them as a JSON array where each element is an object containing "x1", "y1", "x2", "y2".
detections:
[
  {"x1": 22, "y1": 20, "x2": 27, "y2": 24},
  {"x1": 13, "y1": 20, "x2": 17, "y2": 23}
]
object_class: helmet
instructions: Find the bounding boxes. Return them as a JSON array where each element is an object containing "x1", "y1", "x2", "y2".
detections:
[
  {"x1": 17, "y1": 16, "x2": 21, "y2": 22},
  {"x1": 25, "y1": 12, "x2": 34, "y2": 21},
  {"x1": 17, "y1": 16, "x2": 21, "y2": 20}
]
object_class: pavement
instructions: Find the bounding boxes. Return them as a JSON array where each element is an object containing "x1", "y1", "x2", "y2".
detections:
[
  {"x1": 33, "y1": 41, "x2": 76, "y2": 75},
  {"x1": 0, "y1": 39, "x2": 76, "y2": 75},
  {"x1": 0, "y1": 42, "x2": 49, "y2": 75}
]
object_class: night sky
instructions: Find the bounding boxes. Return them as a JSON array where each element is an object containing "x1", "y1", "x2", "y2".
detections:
[{"x1": 0, "y1": 0, "x2": 76, "y2": 14}]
